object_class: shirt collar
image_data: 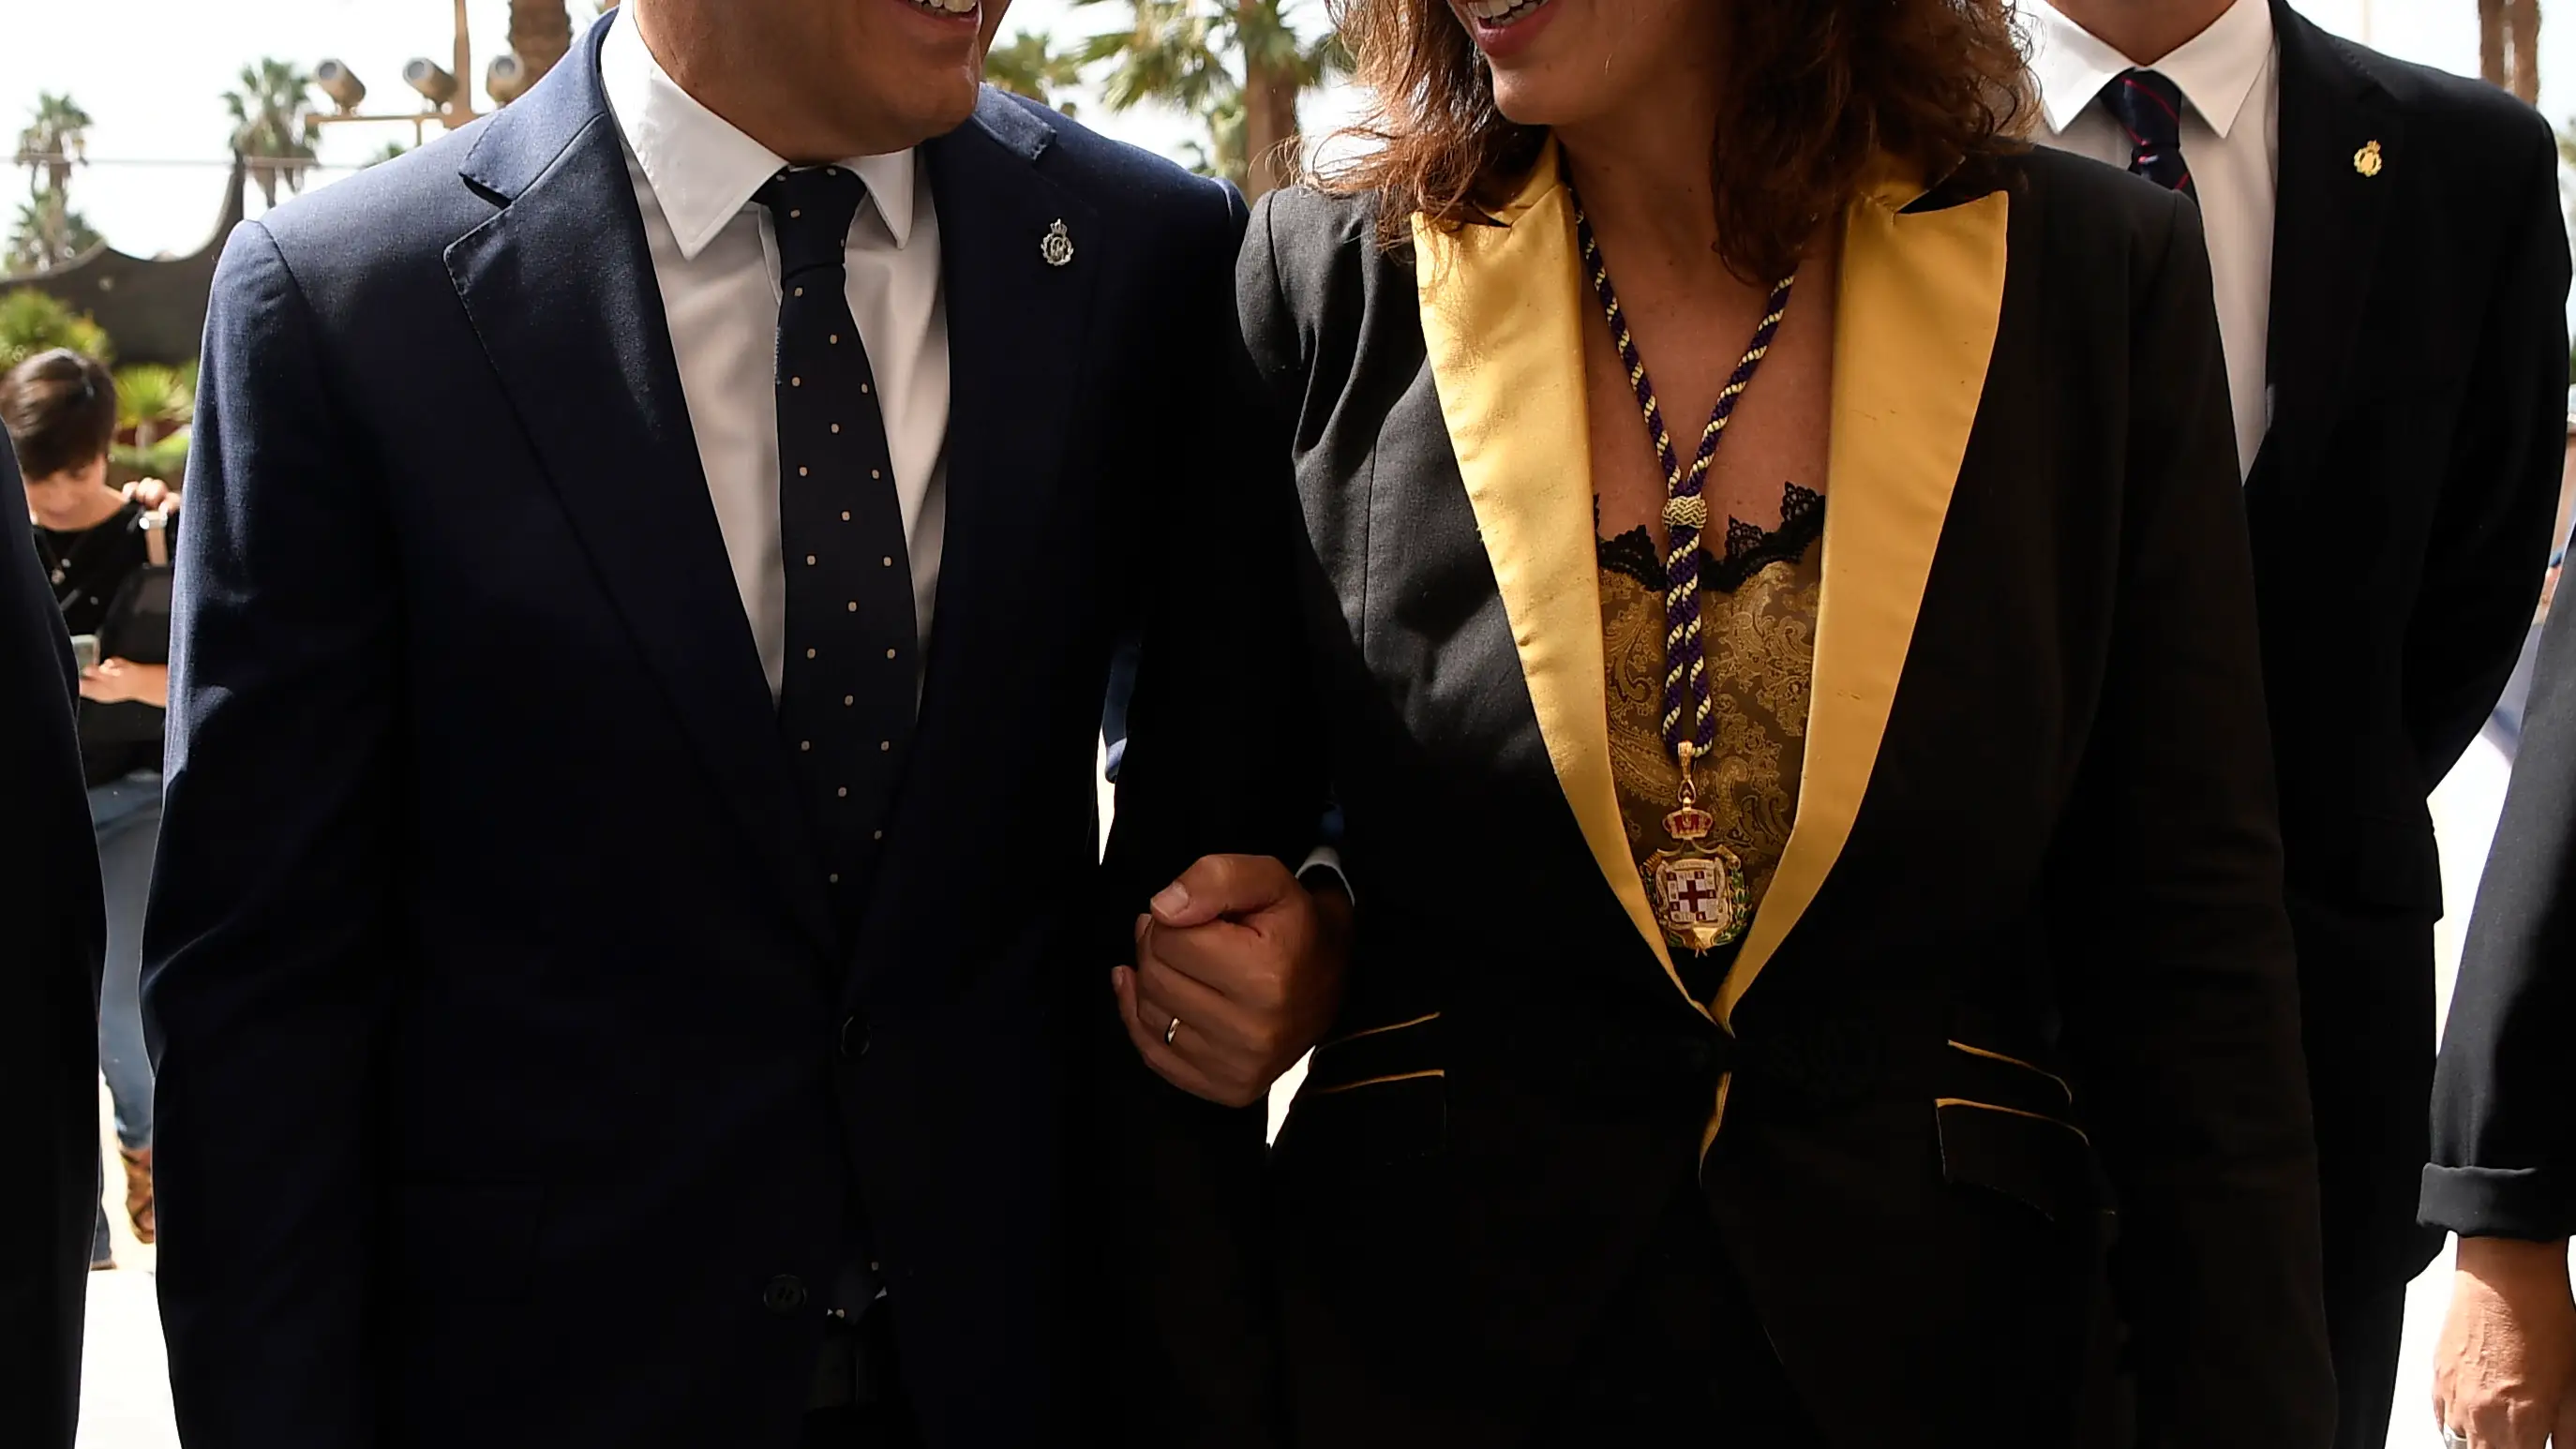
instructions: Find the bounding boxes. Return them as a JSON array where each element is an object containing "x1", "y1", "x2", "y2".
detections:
[
  {"x1": 599, "y1": 6, "x2": 916, "y2": 261},
  {"x1": 2024, "y1": 0, "x2": 2275, "y2": 142}
]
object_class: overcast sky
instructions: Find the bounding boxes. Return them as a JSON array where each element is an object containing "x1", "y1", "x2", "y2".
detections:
[{"x1": 0, "y1": 0, "x2": 2530, "y2": 262}]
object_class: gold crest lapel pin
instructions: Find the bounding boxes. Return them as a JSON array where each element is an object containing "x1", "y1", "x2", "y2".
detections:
[
  {"x1": 2354, "y1": 140, "x2": 2384, "y2": 178},
  {"x1": 1041, "y1": 219, "x2": 1075, "y2": 267}
]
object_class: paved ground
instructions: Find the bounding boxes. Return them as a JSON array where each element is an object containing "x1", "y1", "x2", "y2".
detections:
[{"x1": 70, "y1": 736, "x2": 2530, "y2": 1447}]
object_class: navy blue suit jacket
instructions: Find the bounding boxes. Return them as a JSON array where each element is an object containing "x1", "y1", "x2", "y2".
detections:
[
  {"x1": 147, "y1": 22, "x2": 1310, "y2": 1447},
  {"x1": 0, "y1": 439, "x2": 104, "y2": 1449}
]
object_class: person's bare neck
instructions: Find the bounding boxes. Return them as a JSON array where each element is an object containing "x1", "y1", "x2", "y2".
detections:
[
  {"x1": 1556, "y1": 95, "x2": 1729, "y2": 287},
  {"x1": 2047, "y1": 0, "x2": 2237, "y2": 66},
  {"x1": 26, "y1": 476, "x2": 127, "y2": 532},
  {"x1": 629, "y1": 0, "x2": 905, "y2": 162}
]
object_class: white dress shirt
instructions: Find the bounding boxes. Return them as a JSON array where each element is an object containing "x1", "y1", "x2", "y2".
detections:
[
  {"x1": 600, "y1": 7, "x2": 949, "y2": 698},
  {"x1": 2024, "y1": 0, "x2": 2280, "y2": 478}
]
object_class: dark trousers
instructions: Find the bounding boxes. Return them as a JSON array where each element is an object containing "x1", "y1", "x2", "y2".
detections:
[
  {"x1": 800, "y1": 1405, "x2": 921, "y2": 1449},
  {"x1": 2327, "y1": 1273, "x2": 2410, "y2": 1449},
  {"x1": 2290, "y1": 890, "x2": 2444, "y2": 1449}
]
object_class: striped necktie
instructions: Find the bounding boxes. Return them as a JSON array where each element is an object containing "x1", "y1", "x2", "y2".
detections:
[{"x1": 2101, "y1": 68, "x2": 2196, "y2": 200}]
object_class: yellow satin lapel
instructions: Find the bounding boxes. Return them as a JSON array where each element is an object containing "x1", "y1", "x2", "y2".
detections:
[
  {"x1": 1710, "y1": 176, "x2": 2011, "y2": 1032},
  {"x1": 1413, "y1": 152, "x2": 1689, "y2": 1004}
]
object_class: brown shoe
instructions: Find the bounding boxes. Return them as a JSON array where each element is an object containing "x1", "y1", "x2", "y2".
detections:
[{"x1": 119, "y1": 1144, "x2": 154, "y2": 1245}]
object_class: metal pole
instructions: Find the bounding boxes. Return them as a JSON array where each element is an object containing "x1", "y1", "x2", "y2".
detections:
[
  {"x1": 2356, "y1": 0, "x2": 2374, "y2": 46},
  {"x1": 453, "y1": 0, "x2": 475, "y2": 121}
]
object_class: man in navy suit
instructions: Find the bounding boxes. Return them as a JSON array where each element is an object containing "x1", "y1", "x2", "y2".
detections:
[
  {"x1": 0, "y1": 438, "x2": 105, "y2": 1449},
  {"x1": 145, "y1": 2, "x2": 1338, "y2": 1444}
]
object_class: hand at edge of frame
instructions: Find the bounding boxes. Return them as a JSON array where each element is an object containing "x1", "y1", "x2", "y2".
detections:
[{"x1": 2434, "y1": 1235, "x2": 2576, "y2": 1449}]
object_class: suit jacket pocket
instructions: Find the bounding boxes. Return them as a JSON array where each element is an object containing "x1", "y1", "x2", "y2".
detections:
[
  {"x1": 1935, "y1": 1100, "x2": 2093, "y2": 1226},
  {"x1": 1277, "y1": 1012, "x2": 1445, "y2": 1170},
  {"x1": 391, "y1": 1181, "x2": 547, "y2": 1306},
  {"x1": 1936, "y1": 1040, "x2": 2094, "y2": 1226}
]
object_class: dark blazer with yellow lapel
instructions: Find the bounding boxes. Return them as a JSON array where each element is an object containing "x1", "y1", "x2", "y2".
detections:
[
  {"x1": 2250, "y1": 0, "x2": 2569, "y2": 1296},
  {"x1": 1221, "y1": 146, "x2": 2335, "y2": 1448},
  {"x1": 146, "y1": 20, "x2": 1293, "y2": 1448}
]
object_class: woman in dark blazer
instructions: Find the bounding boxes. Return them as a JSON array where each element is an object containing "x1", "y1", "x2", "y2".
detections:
[{"x1": 1128, "y1": 0, "x2": 2335, "y2": 1444}]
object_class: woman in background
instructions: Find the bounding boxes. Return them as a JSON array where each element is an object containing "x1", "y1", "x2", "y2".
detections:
[
  {"x1": 7, "y1": 348, "x2": 174, "y2": 1267},
  {"x1": 1137, "y1": 0, "x2": 2334, "y2": 1442}
]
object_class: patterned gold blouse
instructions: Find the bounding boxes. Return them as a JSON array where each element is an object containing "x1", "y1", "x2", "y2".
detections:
[{"x1": 1600, "y1": 483, "x2": 1824, "y2": 1001}]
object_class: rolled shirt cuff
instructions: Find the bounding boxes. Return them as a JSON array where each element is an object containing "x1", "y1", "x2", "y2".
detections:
[{"x1": 2421, "y1": 1162, "x2": 2576, "y2": 1241}]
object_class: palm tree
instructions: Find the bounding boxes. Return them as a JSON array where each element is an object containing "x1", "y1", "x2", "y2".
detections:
[
  {"x1": 224, "y1": 59, "x2": 322, "y2": 207},
  {"x1": 5, "y1": 191, "x2": 102, "y2": 276},
  {"x1": 1074, "y1": 0, "x2": 1344, "y2": 199},
  {"x1": 2481, "y1": 0, "x2": 2543, "y2": 103},
  {"x1": 113, "y1": 361, "x2": 196, "y2": 483},
  {"x1": 985, "y1": 31, "x2": 1088, "y2": 114},
  {"x1": 112, "y1": 427, "x2": 190, "y2": 485},
  {"x1": 509, "y1": 0, "x2": 576, "y2": 87},
  {"x1": 14, "y1": 92, "x2": 93, "y2": 200},
  {"x1": 1231, "y1": 0, "x2": 1338, "y2": 199},
  {"x1": 114, "y1": 363, "x2": 197, "y2": 450},
  {"x1": 0, "y1": 287, "x2": 112, "y2": 369}
]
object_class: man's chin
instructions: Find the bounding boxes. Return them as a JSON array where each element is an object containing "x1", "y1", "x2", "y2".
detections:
[
  {"x1": 911, "y1": 76, "x2": 989, "y2": 140},
  {"x1": 858, "y1": 100, "x2": 980, "y2": 151}
]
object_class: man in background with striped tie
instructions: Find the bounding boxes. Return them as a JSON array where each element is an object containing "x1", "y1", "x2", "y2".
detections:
[{"x1": 2024, "y1": 2, "x2": 2569, "y2": 1445}]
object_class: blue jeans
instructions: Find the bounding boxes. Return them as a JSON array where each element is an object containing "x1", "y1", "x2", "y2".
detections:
[{"x1": 88, "y1": 769, "x2": 160, "y2": 1262}]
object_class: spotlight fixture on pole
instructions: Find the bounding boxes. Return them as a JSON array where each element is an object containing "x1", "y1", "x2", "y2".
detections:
[
  {"x1": 312, "y1": 0, "x2": 563, "y2": 150},
  {"x1": 486, "y1": 53, "x2": 532, "y2": 107},
  {"x1": 315, "y1": 60, "x2": 367, "y2": 113},
  {"x1": 402, "y1": 57, "x2": 460, "y2": 110}
]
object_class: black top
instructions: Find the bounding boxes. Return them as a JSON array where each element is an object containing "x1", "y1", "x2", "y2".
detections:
[
  {"x1": 34, "y1": 498, "x2": 149, "y2": 636},
  {"x1": 33, "y1": 500, "x2": 172, "y2": 785}
]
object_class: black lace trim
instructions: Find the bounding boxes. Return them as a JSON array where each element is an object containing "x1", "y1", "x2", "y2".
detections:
[{"x1": 1596, "y1": 483, "x2": 1824, "y2": 594}]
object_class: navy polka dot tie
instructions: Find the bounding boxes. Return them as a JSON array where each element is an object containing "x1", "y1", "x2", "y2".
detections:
[
  {"x1": 2101, "y1": 68, "x2": 2195, "y2": 200},
  {"x1": 756, "y1": 165, "x2": 918, "y2": 935}
]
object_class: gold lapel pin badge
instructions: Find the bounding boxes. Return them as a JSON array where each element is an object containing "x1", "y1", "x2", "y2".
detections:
[
  {"x1": 2354, "y1": 140, "x2": 2384, "y2": 178},
  {"x1": 1041, "y1": 219, "x2": 1075, "y2": 268}
]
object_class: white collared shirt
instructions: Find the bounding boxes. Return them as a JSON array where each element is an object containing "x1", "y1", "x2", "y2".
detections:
[
  {"x1": 2023, "y1": 0, "x2": 2280, "y2": 478},
  {"x1": 600, "y1": 6, "x2": 949, "y2": 697}
]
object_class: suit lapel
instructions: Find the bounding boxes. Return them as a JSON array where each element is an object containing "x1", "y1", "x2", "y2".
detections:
[
  {"x1": 1412, "y1": 150, "x2": 1690, "y2": 1008},
  {"x1": 2255, "y1": 2, "x2": 2401, "y2": 491},
  {"x1": 443, "y1": 28, "x2": 834, "y2": 958},
  {"x1": 1711, "y1": 170, "x2": 2009, "y2": 1030},
  {"x1": 894, "y1": 99, "x2": 1098, "y2": 843},
  {"x1": 1414, "y1": 153, "x2": 2009, "y2": 1026}
]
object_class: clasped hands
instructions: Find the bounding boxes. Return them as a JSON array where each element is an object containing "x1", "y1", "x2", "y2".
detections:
[{"x1": 1112, "y1": 854, "x2": 1351, "y2": 1109}]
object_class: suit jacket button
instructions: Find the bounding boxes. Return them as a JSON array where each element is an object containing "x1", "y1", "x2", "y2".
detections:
[
  {"x1": 837, "y1": 1015, "x2": 868, "y2": 1060},
  {"x1": 763, "y1": 1276, "x2": 807, "y2": 1314}
]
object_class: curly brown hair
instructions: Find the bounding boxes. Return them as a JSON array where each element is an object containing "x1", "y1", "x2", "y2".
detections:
[{"x1": 1320, "y1": 0, "x2": 2032, "y2": 282}]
